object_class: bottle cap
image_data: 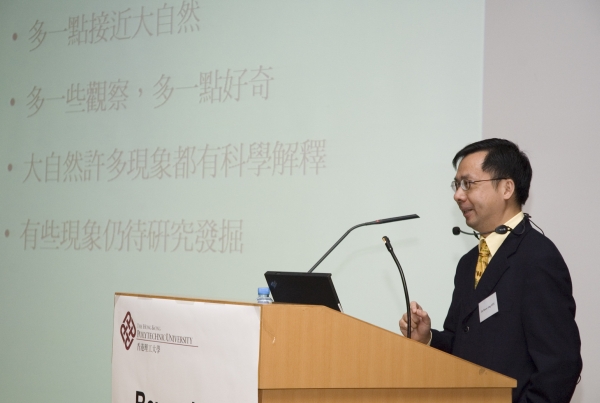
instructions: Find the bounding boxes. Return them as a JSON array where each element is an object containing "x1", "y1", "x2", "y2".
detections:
[{"x1": 258, "y1": 287, "x2": 270, "y2": 296}]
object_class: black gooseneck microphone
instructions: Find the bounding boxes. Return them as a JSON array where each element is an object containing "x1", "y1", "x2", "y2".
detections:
[
  {"x1": 382, "y1": 236, "x2": 411, "y2": 339},
  {"x1": 307, "y1": 214, "x2": 419, "y2": 273}
]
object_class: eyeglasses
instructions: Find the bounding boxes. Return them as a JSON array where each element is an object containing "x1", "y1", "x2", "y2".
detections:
[{"x1": 451, "y1": 178, "x2": 507, "y2": 192}]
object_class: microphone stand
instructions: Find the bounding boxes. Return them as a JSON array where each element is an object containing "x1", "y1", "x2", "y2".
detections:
[
  {"x1": 382, "y1": 236, "x2": 411, "y2": 339},
  {"x1": 307, "y1": 214, "x2": 419, "y2": 273}
]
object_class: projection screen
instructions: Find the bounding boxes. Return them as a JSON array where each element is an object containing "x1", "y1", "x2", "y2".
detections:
[{"x1": 0, "y1": 1, "x2": 484, "y2": 401}]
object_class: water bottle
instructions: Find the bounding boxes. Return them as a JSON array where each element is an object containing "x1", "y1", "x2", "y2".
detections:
[{"x1": 257, "y1": 287, "x2": 273, "y2": 304}]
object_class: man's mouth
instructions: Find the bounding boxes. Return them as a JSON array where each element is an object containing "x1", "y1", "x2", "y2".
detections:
[{"x1": 460, "y1": 207, "x2": 473, "y2": 217}]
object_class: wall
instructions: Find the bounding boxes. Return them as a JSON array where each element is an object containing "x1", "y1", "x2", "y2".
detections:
[{"x1": 483, "y1": 1, "x2": 600, "y2": 400}]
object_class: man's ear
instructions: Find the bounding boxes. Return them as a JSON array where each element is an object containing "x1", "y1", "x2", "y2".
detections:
[{"x1": 502, "y1": 179, "x2": 516, "y2": 201}]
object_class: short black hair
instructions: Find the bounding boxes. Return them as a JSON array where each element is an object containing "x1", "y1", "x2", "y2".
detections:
[{"x1": 452, "y1": 138, "x2": 532, "y2": 205}]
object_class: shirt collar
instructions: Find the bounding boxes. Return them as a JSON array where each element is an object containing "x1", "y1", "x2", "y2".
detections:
[{"x1": 481, "y1": 211, "x2": 524, "y2": 258}]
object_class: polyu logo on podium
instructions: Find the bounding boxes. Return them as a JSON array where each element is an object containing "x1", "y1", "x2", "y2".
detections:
[{"x1": 120, "y1": 311, "x2": 136, "y2": 350}]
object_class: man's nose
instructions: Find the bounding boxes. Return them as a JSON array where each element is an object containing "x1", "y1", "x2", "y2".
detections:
[{"x1": 453, "y1": 187, "x2": 466, "y2": 203}]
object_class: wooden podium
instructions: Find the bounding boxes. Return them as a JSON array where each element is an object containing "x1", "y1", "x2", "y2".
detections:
[
  {"x1": 257, "y1": 302, "x2": 515, "y2": 403},
  {"x1": 113, "y1": 293, "x2": 515, "y2": 403}
]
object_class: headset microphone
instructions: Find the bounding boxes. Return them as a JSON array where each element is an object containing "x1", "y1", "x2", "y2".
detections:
[
  {"x1": 453, "y1": 227, "x2": 475, "y2": 236},
  {"x1": 452, "y1": 225, "x2": 512, "y2": 239},
  {"x1": 452, "y1": 213, "x2": 537, "y2": 239}
]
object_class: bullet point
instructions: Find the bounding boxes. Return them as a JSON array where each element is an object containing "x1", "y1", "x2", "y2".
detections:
[
  {"x1": 10, "y1": 98, "x2": 15, "y2": 106},
  {"x1": 4, "y1": 230, "x2": 9, "y2": 238},
  {"x1": 12, "y1": 33, "x2": 18, "y2": 41},
  {"x1": 8, "y1": 163, "x2": 13, "y2": 172}
]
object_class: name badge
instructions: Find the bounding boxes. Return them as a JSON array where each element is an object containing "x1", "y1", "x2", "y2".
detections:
[{"x1": 479, "y1": 292, "x2": 499, "y2": 322}]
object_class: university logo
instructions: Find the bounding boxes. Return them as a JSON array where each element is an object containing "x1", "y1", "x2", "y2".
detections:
[{"x1": 120, "y1": 311, "x2": 136, "y2": 350}]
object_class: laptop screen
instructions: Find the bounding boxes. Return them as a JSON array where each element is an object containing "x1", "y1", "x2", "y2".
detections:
[{"x1": 264, "y1": 271, "x2": 343, "y2": 312}]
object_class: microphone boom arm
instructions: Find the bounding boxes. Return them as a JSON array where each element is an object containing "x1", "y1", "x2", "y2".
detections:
[{"x1": 307, "y1": 214, "x2": 419, "y2": 273}]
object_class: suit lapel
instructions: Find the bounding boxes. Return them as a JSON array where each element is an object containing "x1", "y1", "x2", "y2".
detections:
[{"x1": 458, "y1": 219, "x2": 531, "y2": 323}]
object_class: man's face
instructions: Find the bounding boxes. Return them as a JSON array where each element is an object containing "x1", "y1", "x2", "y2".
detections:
[{"x1": 453, "y1": 151, "x2": 507, "y2": 233}]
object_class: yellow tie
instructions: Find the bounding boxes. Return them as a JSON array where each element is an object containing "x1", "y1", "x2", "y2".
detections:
[{"x1": 475, "y1": 239, "x2": 490, "y2": 288}]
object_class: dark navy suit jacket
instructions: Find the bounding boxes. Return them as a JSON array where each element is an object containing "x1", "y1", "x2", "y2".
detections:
[{"x1": 431, "y1": 218, "x2": 582, "y2": 403}]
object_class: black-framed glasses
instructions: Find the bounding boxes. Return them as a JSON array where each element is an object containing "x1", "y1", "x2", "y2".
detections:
[{"x1": 451, "y1": 178, "x2": 507, "y2": 192}]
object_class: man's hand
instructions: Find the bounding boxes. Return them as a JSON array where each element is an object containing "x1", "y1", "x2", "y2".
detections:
[{"x1": 399, "y1": 301, "x2": 432, "y2": 344}]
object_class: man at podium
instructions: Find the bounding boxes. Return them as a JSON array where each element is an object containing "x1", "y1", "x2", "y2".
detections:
[{"x1": 400, "y1": 139, "x2": 582, "y2": 403}]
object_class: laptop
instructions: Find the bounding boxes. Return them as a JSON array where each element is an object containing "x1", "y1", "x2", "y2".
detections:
[{"x1": 264, "y1": 271, "x2": 343, "y2": 312}]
